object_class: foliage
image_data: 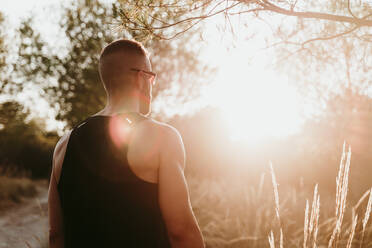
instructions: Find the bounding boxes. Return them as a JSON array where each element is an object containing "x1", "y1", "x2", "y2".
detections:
[
  {"x1": 0, "y1": 14, "x2": 56, "y2": 179},
  {"x1": 119, "y1": 0, "x2": 372, "y2": 102},
  {"x1": 0, "y1": 11, "x2": 10, "y2": 93},
  {"x1": 10, "y1": 0, "x2": 212, "y2": 129},
  {"x1": 118, "y1": 1, "x2": 372, "y2": 44},
  {"x1": 0, "y1": 101, "x2": 58, "y2": 178},
  {"x1": 0, "y1": 12, "x2": 5, "y2": 69}
]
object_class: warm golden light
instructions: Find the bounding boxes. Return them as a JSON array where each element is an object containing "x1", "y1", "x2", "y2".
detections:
[{"x1": 208, "y1": 51, "x2": 303, "y2": 142}]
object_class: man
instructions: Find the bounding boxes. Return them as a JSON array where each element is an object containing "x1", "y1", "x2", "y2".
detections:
[{"x1": 48, "y1": 39, "x2": 205, "y2": 248}]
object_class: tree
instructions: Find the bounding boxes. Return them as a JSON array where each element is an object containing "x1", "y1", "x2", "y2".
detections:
[
  {"x1": 11, "y1": 0, "x2": 212, "y2": 129},
  {"x1": 0, "y1": 101, "x2": 58, "y2": 178},
  {"x1": 118, "y1": 1, "x2": 372, "y2": 41},
  {"x1": 0, "y1": 12, "x2": 10, "y2": 93},
  {"x1": 0, "y1": 13, "x2": 5, "y2": 70},
  {"x1": 0, "y1": 101, "x2": 29, "y2": 130},
  {"x1": 119, "y1": 0, "x2": 372, "y2": 103}
]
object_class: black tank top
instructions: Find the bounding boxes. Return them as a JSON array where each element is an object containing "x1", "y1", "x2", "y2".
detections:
[{"x1": 57, "y1": 112, "x2": 171, "y2": 248}]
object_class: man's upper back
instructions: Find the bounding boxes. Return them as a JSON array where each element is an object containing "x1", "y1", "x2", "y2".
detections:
[
  {"x1": 54, "y1": 112, "x2": 172, "y2": 247},
  {"x1": 53, "y1": 112, "x2": 166, "y2": 185}
]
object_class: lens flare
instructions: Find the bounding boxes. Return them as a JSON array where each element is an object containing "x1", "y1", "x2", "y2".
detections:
[{"x1": 108, "y1": 115, "x2": 132, "y2": 149}]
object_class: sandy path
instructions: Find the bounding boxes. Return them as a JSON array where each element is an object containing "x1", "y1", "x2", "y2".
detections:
[{"x1": 0, "y1": 180, "x2": 49, "y2": 248}]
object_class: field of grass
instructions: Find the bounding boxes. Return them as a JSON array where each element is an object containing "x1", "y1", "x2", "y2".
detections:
[
  {"x1": 188, "y1": 145, "x2": 372, "y2": 247},
  {"x1": 30, "y1": 145, "x2": 372, "y2": 248}
]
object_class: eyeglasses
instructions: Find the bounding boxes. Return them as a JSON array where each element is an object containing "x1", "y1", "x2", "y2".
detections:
[{"x1": 130, "y1": 68, "x2": 157, "y2": 86}]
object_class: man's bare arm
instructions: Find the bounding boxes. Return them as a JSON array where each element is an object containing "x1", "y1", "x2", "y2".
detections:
[
  {"x1": 158, "y1": 125, "x2": 205, "y2": 248},
  {"x1": 48, "y1": 135, "x2": 69, "y2": 248},
  {"x1": 48, "y1": 163, "x2": 64, "y2": 248}
]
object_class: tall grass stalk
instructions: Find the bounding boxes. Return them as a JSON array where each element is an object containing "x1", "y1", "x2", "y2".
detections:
[
  {"x1": 270, "y1": 162, "x2": 283, "y2": 247},
  {"x1": 328, "y1": 144, "x2": 351, "y2": 248},
  {"x1": 280, "y1": 228, "x2": 283, "y2": 248},
  {"x1": 360, "y1": 188, "x2": 372, "y2": 248},
  {"x1": 312, "y1": 194, "x2": 320, "y2": 248},
  {"x1": 257, "y1": 173, "x2": 265, "y2": 199},
  {"x1": 270, "y1": 162, "x2": 281, "y2": 226},
  {"x1": 268, "y1": 230, "x2": 275, "y2": 248},
  {"x1": 303, "y1": 184, "x2": 320, "y2": 248},
  {"x1": 304, "y1": 200, "x2": 309, "y2": 248},
  {"x1": 352, "y1": 189, "x2": 371, "y2": 222},
  {"x1": 346, "y1": 214, "x2": 358, "y2": 248}
]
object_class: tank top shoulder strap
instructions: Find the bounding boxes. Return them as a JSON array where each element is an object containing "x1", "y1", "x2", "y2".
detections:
[
  {"x1": 117, "y1": 112, "x2": 149, "y2": 126},
  {"x1": 68, "y1": 117, "x2": 91, "y2": 137},
  {"x1": 69, "y1": 112, "x2": 149, "y2": 136}
]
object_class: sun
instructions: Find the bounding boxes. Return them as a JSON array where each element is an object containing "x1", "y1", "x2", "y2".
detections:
[{"x1": 207, "y1": 51, "x2": 303, "y2": 143}]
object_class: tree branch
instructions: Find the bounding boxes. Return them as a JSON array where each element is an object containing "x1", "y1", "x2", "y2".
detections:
[
  {"x1": 290, "y1": 0, "x2": 299, "y2": 11},
  {"x1": 301, "y1": 24, "x2": 361, "y2": 46},
  {"x1": 122, "y1": 1, "x2": 242, "y2": 40},
  {"x1": 229, "y1": 8, "x2": 265, "y2": 15},
  {"x1": 120, "y1": 0, "x2": 372, "y2": 41},
  {"x1": 263, "y1": 23, "x2": 362, "y2": 54},
  {"x1": 256, "y1": 0, "x2": 372, "y2": 26},
  {"x1": 347, "y1": 0, "x2": 358, "y2": 19}
]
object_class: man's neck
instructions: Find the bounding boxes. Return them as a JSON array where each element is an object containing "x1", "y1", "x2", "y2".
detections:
[{"x1": 96, "y1": 95, "x2": 140, "y2": 116}]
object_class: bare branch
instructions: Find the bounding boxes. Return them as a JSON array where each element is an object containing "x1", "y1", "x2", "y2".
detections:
[
  {"x1": 121, "y1": 1, "x2": 209, "y2": 9},
  {"x1": 256, "y1": 0, "x2": 372, "y2": 26},
  {"x1": 356, "y1": 33, "x2": 372, "y2": 42},
  {"x1": 347, "y1": 0, "x2": 358, "y2": 19},
  {"x1": 274, "y1": 45, "x2": 312, "y2": 67},
  {"x1": 301, "y1": 24, "x2": 361, "y2": 46},
  {"x1": 120, "y1": 0, "x2": 372, "y2": 42},
  {"x1": 136, "y1": 1, "x2": 238, "y2": 30},
  {"x1": 290, "y1": 0, "x2": 299, "y2": 11},
  {"x1": 123, "y1": 1, "x2": 242, "y2": 40},
  {"x1": 263, "y1": 24, "x2": 362, "y2": 53},
  {"x1": 229, "y1": 8, "x2": 266, "y2": 15}
]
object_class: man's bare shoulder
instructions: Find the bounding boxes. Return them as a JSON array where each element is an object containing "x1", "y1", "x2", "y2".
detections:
[
  {"x1": 52, "y1": 130, "x2": 72, "y2": 183},
  {"x1": 54, "y1": 131, "x2": 71, "y2": 154},
  {"x1": 137, "y1": 118, "x2": 183, "y2": 146},
  {"x1": 143, "y1": 118, "x2": 185, "y2": 167},
  {"x1": 142, "y1": 118, "x2": 181, "y2": 136}
]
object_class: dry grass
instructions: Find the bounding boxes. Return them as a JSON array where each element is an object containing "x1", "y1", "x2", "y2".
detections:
[
  {"x1": 188, "y1": 144, "x2": 372, "y2": 248},
  {"x1": 35, "y1": 144, "x2": 372, "y2": 248},
  {"x1": 303, "y1": 184, "x2": 320, "y2": 248},
  {"x1": 0, "y1": 167, "x2": 37, "y2": 211}
]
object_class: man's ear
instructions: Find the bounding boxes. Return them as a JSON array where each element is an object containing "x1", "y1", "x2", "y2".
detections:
[{"x1": 134, "y1": 72, "x2": 143, "y2": 90}]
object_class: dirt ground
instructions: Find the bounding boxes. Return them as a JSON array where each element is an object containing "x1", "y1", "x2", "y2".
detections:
[{"x1": 0, "y1": 180, "x2": 49, "y2": 248}]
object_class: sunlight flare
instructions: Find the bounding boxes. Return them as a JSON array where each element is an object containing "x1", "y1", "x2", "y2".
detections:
[
  {"x1": 208, "y1": 51, "x2": 303, "y2": 142},
  {"x1": 108, "y1": 115, "x2": 132, "y2": 148}
]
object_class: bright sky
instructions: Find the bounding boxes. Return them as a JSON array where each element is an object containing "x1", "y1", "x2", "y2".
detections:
[
  {"x1": 1, "y1": 0, "x2": 67, "y2": 37},
  {"x1": 197, "y1": 13, "x2": 304, "y2": 141},
  {"x1": 0, "y1": 0, "x2": 306, "y2": 140},
  {"x1": 1, "y1": 0, "x2": 67, "y2": 131}
]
